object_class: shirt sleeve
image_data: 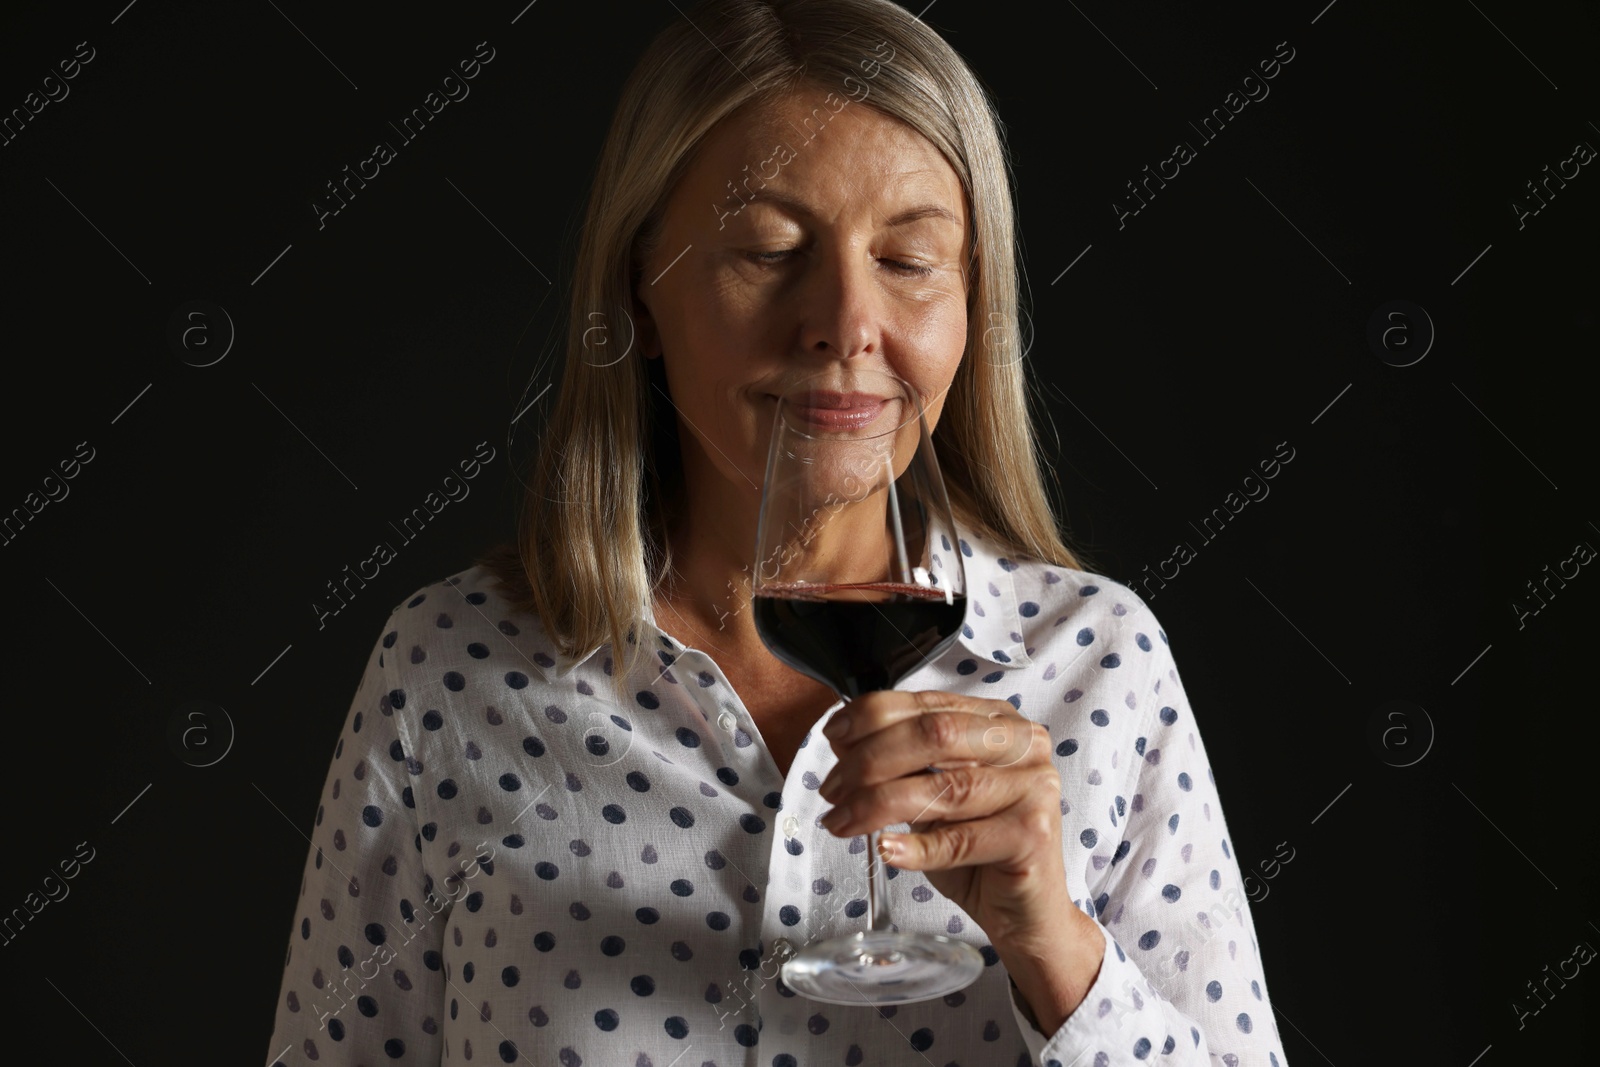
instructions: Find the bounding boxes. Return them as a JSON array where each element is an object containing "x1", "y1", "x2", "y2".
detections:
[
  {"x1": 1008, "y1": 600, "x2": 1292, "y2": 1067},
  {"x1": 263, "y1": 612, "x2": 448, "y2": 1066}
]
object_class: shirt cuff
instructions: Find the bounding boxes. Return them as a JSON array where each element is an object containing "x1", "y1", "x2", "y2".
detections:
[{"x1": 1005, "y1": 919, "x2": 1170, "y2": 1066}]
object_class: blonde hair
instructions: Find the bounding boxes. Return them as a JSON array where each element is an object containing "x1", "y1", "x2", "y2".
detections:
[{"x1": 477, "y1": 0, "x2": 1089, "y2": 692}]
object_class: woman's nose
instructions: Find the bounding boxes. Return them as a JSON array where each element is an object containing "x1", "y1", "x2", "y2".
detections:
[{"x1": 794, "y1": 245, "x2": 885, "y2": 360}]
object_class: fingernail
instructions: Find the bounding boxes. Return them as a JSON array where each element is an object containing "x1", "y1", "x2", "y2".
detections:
[{"x1": 823, "y1": 713, "x2": 850, "y2": 741}]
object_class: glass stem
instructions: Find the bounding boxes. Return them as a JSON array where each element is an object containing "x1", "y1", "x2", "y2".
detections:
[{"x1": 866, "y1": 829, "x2": 892, "y2": 933}]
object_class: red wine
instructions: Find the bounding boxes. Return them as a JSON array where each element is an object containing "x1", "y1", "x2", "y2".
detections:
[{"x1": 753, "y1": 582, "x2": 966, "y2": 697}]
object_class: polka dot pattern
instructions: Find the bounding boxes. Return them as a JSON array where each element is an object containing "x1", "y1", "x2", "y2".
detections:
[{"x1": 264, "y1": 524, "x2": 1285, "y2": 1066}]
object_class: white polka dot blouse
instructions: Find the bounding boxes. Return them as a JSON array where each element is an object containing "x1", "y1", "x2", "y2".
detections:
[{"x1": 264, "y1": 520, "x2": 1290, "y2": 1066}]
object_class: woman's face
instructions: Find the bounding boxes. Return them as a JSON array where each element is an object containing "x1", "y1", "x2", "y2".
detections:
[{"x1": 634, "y1": 86, "x2": 971, "y2": 504}]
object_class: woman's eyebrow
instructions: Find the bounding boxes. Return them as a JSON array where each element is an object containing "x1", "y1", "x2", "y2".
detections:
[{"x1": 744, "y1": 188, "x2": 960, "y2": 228}]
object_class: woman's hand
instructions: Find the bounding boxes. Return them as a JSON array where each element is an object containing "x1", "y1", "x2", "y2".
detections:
[{"x1": 817, "y1": 689, "x2": 1105, "y2": 1029}]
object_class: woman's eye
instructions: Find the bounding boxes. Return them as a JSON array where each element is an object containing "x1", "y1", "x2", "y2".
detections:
[{"x1": 745, "y1": 250, "x2": 934, "y2": 277}]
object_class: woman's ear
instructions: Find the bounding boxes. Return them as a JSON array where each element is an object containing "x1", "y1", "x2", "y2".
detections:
[
  {"x1": 637, "y1": 307, "x2": 661, "y2": 360},
  {"x1": 631, "y1": 272, "x2": 661, "y2": 360}
]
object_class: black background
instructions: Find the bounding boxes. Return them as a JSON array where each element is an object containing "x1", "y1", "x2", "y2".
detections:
[{"x1": 1, "y1": 0, "x2": 1594, "y2": 1063}]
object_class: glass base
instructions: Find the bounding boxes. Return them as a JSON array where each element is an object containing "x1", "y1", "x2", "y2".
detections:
[{"x1": 780, "y1": 929, "x2": 985, "y2": 1005}]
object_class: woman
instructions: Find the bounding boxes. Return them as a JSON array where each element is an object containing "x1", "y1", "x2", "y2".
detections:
[{"x1": 263, "y1": 1, "x2": 1290, "y2": 1063}]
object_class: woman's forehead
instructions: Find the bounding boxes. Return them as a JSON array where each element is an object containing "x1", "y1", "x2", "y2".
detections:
[
  {"x1": 711, "y1": 90, "x2": 911, "y2": 153},
  {"x1": 688, "y1": 93, "x2": 964, "y2": 216}
]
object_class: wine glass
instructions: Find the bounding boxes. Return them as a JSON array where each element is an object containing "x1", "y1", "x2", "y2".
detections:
[{"x1": 751, "y1": 366, "x2": 985, "y2": 1005}]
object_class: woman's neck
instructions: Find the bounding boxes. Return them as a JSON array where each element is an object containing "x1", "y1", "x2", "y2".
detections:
[{"x1": 652, "y1": 498, "x2": 763, "y2": 661}]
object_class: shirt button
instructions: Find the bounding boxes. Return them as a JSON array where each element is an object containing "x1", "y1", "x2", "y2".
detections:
[
  {"x1": 782, "y1": 815, "x2": 801, "y2": 838},
  {"x1": 718, "y1": 711, "x2": 737, "y2": 733},
  {"x1": 772, "y1": 936, "x2": 794, "y2": 957}
]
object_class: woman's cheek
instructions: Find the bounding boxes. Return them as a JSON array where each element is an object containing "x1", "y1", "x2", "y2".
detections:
[
  {"x1": 906, "y1": 284, "x2": 966, "y2": 352},
  {"x1": 902, "y1": 314, "x2": 967, "y2": 413}
]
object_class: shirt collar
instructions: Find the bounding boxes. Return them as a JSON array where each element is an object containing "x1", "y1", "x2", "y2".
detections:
[
  {"x1": 523, "y1": 514, "x2": 1033, "y2": 685},
  {"x1": 943, "y1": 518, "x2": 1036, "y2": 670}
]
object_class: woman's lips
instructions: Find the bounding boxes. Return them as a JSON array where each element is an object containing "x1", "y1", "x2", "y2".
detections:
[{"x1": 782, "y1": 391, "x2": 889, "y2": 430}]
